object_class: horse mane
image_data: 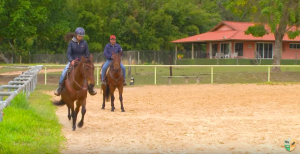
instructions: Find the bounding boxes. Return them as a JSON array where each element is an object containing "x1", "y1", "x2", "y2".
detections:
[{"x1": 85, "y1": 58, "x2": 91, "y2": 63}]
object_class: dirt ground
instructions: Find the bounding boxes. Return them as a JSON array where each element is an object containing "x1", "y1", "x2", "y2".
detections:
[{"x1": 45, "y1": 84, "x2": 300, "y2": 154}]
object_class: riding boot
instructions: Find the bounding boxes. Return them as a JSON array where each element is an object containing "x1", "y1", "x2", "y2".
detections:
[
  {"x1": 54, "y1": 77, "x2": 66, "y2": 96},
  {"x1": 123, "y1": 80, "x2": 127, "y2": 86},
  {"x1": 54, "y1": 84, "x2": 63, "y2": 96},
  {"x1": 88, "y1": 84, "x2": 97, "y2": 95}
]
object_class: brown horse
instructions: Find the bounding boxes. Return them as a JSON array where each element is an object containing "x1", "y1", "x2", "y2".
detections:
[
  {"x1": 101, "y1": 52, "x2": 125, "y2": 112},
  {"x1": 53, "y1": 55, "x2": 95, "y2": 131}
]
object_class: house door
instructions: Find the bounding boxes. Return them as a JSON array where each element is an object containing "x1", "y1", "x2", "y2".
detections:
[
  {"x1": 256, "y1": 43, "x2": 273, "y2": 59},
  {"x1": 221, "y1": 43, "x2": 229, "y2": 54}
]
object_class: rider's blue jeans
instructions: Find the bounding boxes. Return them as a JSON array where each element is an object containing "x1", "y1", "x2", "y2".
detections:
[
  {"x1": 101, "y1": 60, "x2": 126, "y2": 81},
  {"x1": 59, "y1": 62, "x2": 70, "y2": 85}
]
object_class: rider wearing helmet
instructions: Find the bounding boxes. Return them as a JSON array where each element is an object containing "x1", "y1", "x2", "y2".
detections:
[
  {"x1": 101, "y1": 35, "x2": 127, "y2": 85},
  {"x1": 54, "y1": 27, "x2": 97, "y2": 96}
]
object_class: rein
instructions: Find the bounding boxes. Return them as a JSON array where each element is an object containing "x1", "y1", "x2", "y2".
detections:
[{"x1": 66, "y1": 61, "x2": 93, "y2": 100}]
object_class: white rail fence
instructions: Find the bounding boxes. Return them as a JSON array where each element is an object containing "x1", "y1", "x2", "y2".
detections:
[
  {"x1": 43, "y1": 65, "x2": 300, "y2": 85},
  {"x1": 0, "y1": 65, "x2": 43, "y2": 122}
]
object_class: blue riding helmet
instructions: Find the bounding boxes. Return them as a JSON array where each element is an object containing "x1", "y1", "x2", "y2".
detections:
[{"x1": 75, "y1": 27, "x2": 85, "y2": 36}]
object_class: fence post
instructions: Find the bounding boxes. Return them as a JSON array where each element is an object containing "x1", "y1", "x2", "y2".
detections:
[
  {"x1": 211, "y1": 66, "x2": 214, "y2": 83},
  {"x1": 45, "y1": 67, "x2": 47, "y2": 85},
  {"x1": 154, "y1": 67, "x2": 157, "y2": 85},
  {"x1": 268, "y1": 66, "x2": 270, "y2": 82},
  {"x1": 0, "y1": 86, "x2": 3, "y2": 101},
  {"x1": 138, "y1": 51, "x2": 140, "y2": 65},
  {"x1": 97, "y1": 67, "x2": 99, "y2": 86}
]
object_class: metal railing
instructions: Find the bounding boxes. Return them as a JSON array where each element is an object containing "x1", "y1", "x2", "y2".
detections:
[
  {"x1": 43, "y1": 65, "x2": 300, "y2": 85},
  {"x1": 0, "y1": 65, "x2": 43, "y2": 122}
]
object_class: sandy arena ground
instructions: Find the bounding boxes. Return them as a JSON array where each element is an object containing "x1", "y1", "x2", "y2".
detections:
[{"x1": 46, "y1": 84, "x2": 300, "y2": 154}]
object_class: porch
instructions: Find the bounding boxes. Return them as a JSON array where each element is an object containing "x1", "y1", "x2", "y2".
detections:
[{"x1": 174, "y1": 41, "x2": 277, "y2": 60}]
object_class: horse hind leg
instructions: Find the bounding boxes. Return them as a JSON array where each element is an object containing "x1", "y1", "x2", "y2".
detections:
[{"x1": 78, "y1": 101, "x2": 86, "y2": 128}]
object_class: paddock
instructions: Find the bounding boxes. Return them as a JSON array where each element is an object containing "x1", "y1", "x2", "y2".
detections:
[{"x1": 48, "y1": 84, "x2": 300, "y2": 154}]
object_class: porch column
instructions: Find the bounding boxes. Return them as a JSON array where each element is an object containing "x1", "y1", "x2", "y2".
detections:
[
  {"x1": 229, "y1": 41, "x2": 232, "y2": 58},
  {"x1": 192, "y1": 43, "x2": 194, "y2": 59},
  {"x1": 209, "y1": 42, "x2": 212, "y2": 59},
  {"x1": 175, "y1": 44, "x2": 177, "y2": 59},
  {"x1": 254, "y1": 42, "x2": 257, "y2": 58}
]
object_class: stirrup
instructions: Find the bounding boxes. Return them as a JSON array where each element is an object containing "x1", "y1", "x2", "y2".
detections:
[{"x1": 101, "y1": 80, "x2": 106, "y2": 85}]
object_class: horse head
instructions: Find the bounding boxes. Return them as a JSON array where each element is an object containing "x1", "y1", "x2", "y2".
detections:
[
  {"x1": 111, "y1": 51, "x2": 122, "y2": 72},
  {"x1": 79, "y1": 55, "x2": 95, "y2": 86}
]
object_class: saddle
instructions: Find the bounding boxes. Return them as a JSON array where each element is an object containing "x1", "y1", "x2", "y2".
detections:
[
  {"x1": 67, "y1": 61, "x2": 79, "y2": 76},
  {"x1": 61, "y1": 61, "x2": 79, "y2": 87},
  {"x1": 100, "y1": 63, "x2": 110, "y2": 81}
]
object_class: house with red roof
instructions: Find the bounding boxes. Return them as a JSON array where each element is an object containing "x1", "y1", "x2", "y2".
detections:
[{"x1": 171, "y1": 21, "x2": 300, "y2": 60}]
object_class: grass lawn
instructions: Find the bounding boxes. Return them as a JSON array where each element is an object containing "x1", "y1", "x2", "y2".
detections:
[
  {"x1": 0, "y1": 91, "x2": 66, "y2": 153},
  {"x1": 2, "y1": 64, "x2": 300, "y2": 85},
  {"x1": 35, "y1": 65, "x2": 300, "y2": 86}
]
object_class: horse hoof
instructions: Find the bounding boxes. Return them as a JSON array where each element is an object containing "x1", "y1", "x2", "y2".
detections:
[
  {"x1": 68, "y1": 116, "x2": 71, "y2": 121},
  {"x1": 72, "y1": 128, "x2": 76, "y2": 131},
  {"x1": 122, "y1": 110, "x2": 125, "y2": 112},
  {"x1": 111, "y1": 110, "x2": 114, "y2": 112},
  {"x1": 78, "y1": 122, "x2": 84, "y2": 128},
  {"x1": 101, "y1": 107, "x2": 105, "y2": 110}
]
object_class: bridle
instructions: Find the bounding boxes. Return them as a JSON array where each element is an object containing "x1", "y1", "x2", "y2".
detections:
[
  {"x1": 113, "y1": 62, "x2": 120, "y2": 70},
  {"x1": 109, "y1": 55, "x2": 123, "y2": 85},
  {"x1": 68, "y1": 61, "x2": 94, "y2": 92}
]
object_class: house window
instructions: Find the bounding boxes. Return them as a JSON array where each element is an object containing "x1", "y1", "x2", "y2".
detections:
[
  {"x1": 256, "y1": 43, "x2": 273, "y2": 59},
  {"x1": 235, "y1": 43, "x2": 243, "y2": 56},
  {"x1": 289, "y1": 43, "x2": 300, "y2": 49},
  {"x1": 212, "y1": 44, "x2": 217, "y2": 57}
]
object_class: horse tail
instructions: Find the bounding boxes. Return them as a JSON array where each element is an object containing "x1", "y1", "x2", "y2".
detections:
[
  {"x1": 105, "y1": 85, "x2": 110, "y2": 102},
  {"x1": 52, "y1": 99, "x2": 66, "y2": 106}
]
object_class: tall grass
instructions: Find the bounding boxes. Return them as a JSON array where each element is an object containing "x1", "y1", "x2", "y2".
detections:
[{"x1": 0, "y1": 92, "x2": 65, "y2": 154}]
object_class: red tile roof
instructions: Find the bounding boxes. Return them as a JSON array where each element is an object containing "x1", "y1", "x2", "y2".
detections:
[{"x1": 171, "y1": 21, "x2": 300, "y2": 43}]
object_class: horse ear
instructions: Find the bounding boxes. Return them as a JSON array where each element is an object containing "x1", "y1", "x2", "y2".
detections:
[
  {"x1": 81, "y1": 56, "x2": 86, "y2": 62},
  {"x1": 119, "y1": 51, "x2": 123, "y2": 56},
  {"x1": 89, "y1": 55, "x2": 93, "y2": 61},
  {"x1": 112, "y1": 52, "x2": 115, "y2": 55}
]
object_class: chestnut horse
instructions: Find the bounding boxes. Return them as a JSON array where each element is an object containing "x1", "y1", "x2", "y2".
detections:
[
  {"x1": 53, "y1": 55, "x2": 95, "y2": 131},
  {"x1": 101, "y1": 52, "x2": 125, "y2": 112}
]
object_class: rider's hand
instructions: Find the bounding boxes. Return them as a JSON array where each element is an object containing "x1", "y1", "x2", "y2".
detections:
[{"x1": 71, "y1": 60, "x2": 75, "y2": 65}]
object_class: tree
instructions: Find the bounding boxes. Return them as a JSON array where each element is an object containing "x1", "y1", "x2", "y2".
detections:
[{"x1": 225, "y1": 0, "x2": 300, "y2": 72}]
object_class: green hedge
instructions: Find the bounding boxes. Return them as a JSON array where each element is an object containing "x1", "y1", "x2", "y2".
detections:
[{"x1": 176, "y1": 59, "x2": 300, "y2": 65}]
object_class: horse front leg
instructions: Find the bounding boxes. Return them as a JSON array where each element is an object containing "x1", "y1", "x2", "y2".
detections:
[
  {"x1": 110, "y1": 86, "x2": 116, "y2": 112},
  {"x1": 102, "y1": 86, "x2": 105, "y2": 109},
  {"x1": 78, "y1": 99, "x2": 86, "y2": 128},
  {"x1": 111, "y1": 94, "x2": 115, "y2": 112},
  {"x1": 118, "y1": 86, "x2": 125, "y2": 112},
  {"x1": 72, "y1": 100, "x2": 81, "y2": 131},
  {"x1": 68, "y1": 105, "x2": 71, "y2": 120}
]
